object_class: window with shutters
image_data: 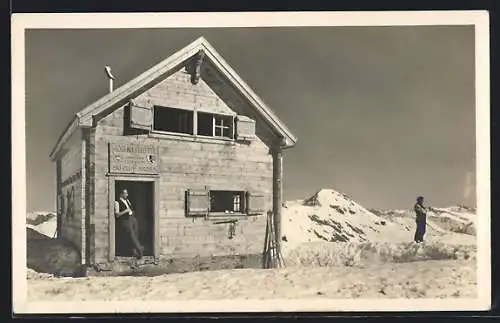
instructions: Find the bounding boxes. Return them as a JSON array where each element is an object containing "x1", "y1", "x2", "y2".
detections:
[
  {"x1": 146, "y1": 104, "x2": 256, "y2": 144},
  {"x1": 185, "y1": 189, "x2": 267, "y2": 217},
  {"x1": 153, "y1": 106, "x2": 194, "y2": 134}
]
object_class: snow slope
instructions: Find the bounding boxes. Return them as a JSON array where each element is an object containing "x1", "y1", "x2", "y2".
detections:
[
  {"x1": 371, "y1": 206, "x2": 476, "y2": 239},
  {"x1": 281, "y1": 189, "x2": 476, "y2": 254},
  {"x1": 26, "y1": 211, "x2": 57, "y2": 238},
  {"x1": 282, "y1": 189, "x2": 409, "y2": 247}
]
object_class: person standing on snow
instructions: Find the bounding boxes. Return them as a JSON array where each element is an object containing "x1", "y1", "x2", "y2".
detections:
[{"x1": 414, "y1": 196, "x2": 428, "y2": 243}]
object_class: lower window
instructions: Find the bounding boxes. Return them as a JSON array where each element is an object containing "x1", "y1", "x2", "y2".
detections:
[
  {"x1": 185, "y1": 188, "x2": 265, "y2": 217},
  {"x1": 209, "y1": 190, "x2": 245, "y2": 214}
]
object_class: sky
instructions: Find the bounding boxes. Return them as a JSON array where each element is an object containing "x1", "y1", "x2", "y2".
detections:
[{"x1": 24, "y1": 25, "x2": 476, "y2": 212}]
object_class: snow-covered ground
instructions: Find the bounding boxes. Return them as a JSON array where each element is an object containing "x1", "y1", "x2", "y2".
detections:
[
  {"x1": 25, "y1": 188, "x2": 477, "y2": 301},
  {"x1": 27, "y1": 259, "x2": 476, "y2": 300}
]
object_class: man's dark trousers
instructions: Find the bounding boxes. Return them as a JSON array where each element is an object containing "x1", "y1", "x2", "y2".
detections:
[
  {"x1": 414, "y1": 215, "x2": 426, "y2": 242},
  {"x1": 120, "y1": 215, "x2": 143, "y2": 256}
]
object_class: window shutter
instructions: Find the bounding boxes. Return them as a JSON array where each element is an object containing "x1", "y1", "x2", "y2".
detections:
[
  {"x1": 186, "y1": 189, "x2": 209, "y2": 216},
  {"x1": 235, "y1": 115, "x2": 256, "y2": 141},
  {"x1": 246, "y1": 192, "x2": 266, "y2": 215},
  {"x1": 129, "y1": 100, "x2": 153, "y2": 130}
]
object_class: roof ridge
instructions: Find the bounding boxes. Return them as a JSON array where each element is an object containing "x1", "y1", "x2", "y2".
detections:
[{"x1": 50, "y1": 36, "x2": 297, "y2": 160}]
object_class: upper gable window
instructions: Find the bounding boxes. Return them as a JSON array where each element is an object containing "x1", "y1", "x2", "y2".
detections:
[
  {"x1": 197, "y1": 112, "x2": 234, "y2": 139},
  {"x1": 144, "y1": 104, "x2": 253, "y2": 142},
  {"x1": 153, "y1": 106, "x2": 194, "y2": 134}
]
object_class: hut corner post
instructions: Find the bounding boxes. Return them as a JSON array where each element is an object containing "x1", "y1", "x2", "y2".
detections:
[
  {"x1": 55, "y1": 158, "x2": 62, "y2": 239},
  {"x1": 272, "y1": 146, "x2": 284, "y2": 255}
]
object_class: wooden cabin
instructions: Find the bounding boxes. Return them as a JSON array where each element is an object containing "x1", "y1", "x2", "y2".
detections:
[{"x1": 49, "y1": 37, "x2": 297, "y2": 274}]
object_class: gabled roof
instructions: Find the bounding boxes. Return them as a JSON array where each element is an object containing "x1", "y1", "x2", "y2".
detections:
[{"x1": 50, "y1": 36, "x2": 297, "y2": 160}]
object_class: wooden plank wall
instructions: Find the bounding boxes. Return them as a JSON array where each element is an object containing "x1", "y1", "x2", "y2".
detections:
[
  {"x1": 91, "y1": 66, "x2": 276, "y2": 263},
  {"x1": 80, "y1": 131, "x2": 87, "y2": 264},
  {"x1": 58, "y1": 130, "x2": 83, "y2": 253},
  {"x1": 85, "y1": 128, "x2": 97, "y2": 265}
]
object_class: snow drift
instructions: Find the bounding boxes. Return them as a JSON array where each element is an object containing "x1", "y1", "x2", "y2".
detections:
[
  {"x1": 26, "y1": 212, "x2": 83, "y2": 277},
  {"x1": 285, "y1": 241, "x2": 476, "y2": 268}
]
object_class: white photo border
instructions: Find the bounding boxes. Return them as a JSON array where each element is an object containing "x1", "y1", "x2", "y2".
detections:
[{"x1": 11, "y1": 11, "x2": 491, "y2": 313}]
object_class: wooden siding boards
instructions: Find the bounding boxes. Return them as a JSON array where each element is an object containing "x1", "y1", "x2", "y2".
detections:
[
  {"x1": 52, "y1": 38, "x2": 296, "y2": 273},
  {"x1": 133, "y1": 68, "x2": 235, "y2": 116},
  {"x1": 87, "y1": 67, "x2": 273, "y2": 265},
  {"x1": 58, "y1": 130, "x2": 83, "y2": 254},
  {"x1": 85, "y1": 127, "x2": 97, "y2": 264}
]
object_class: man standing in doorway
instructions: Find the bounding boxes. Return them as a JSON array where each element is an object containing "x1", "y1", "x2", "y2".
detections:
[
  {"x1": 115, "y1": 189, "x2": 145, "y2": 259},
  {"x1": 414, "y1": 196, "x2": 428, "y2": 243}
]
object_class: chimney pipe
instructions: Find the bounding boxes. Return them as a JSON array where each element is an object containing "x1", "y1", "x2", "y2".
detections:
[{"x1": 104, "y1": 65, "x2": 115, "y2": 93}]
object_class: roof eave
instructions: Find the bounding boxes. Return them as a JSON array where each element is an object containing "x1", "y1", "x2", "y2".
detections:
[
  {"x1": 49, "y1": 116, "x2": 80, "y2": 161},
  {"x1": 76, "y1": 37, "x2": 207, "y2": 125},
  {"x1": 199, "y1": 40, "x2": 298, "y2": 148},
  {"x1": 51, "y1": 36, "x2": 297, "y2": 160}
]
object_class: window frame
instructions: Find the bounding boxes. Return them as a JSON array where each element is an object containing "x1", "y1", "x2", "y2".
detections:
[
  {"x1": 150, "y1": 105, "x2": 236, "y2": 142},
  {"x1": 208, "y1": 190, "x2": 247, "y2": 216},
  {"x1": 185, "y1": 188, "x2": 267, "y2": 218},
  {"x1": 197, "y1": 111, "x2": 235, "y2": 140},
  {"x1": 151, "y1": 105, "x2": 195, "y2": 135},
  {"x1": 213, "y1": 114, "x2": 234, "y2": 139}
]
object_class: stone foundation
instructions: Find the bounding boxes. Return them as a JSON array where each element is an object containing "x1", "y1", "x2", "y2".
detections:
[{"x1": 85, "y1": 253, "x2": 264, "y2": 277}]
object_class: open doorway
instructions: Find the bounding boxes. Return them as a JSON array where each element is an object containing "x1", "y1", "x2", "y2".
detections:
[{"x1": 114, "y1": 180, "x2": 154, "y2": 257}]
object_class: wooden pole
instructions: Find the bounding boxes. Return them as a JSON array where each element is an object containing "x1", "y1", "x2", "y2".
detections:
[
  {"x1": 263, "y1": 211, "x2": 270, "y2": 268},
  {"x1": 272, "y1": 147, "x2": 283, "y2": 256}
]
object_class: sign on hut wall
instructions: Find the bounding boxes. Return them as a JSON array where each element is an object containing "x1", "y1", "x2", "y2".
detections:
[
  {"x1": 60, "y1": 169, "x2": 82, "y2": 219},
  {"x1": 109, "y1": 142, "x2": 160, "y2": 174}
]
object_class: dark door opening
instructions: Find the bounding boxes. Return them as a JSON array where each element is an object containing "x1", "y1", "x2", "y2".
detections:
[{"x1": 115, "y1": 180, "x2": 154, "y2": 257}]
